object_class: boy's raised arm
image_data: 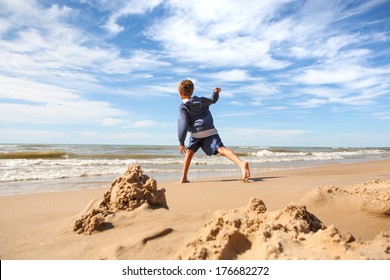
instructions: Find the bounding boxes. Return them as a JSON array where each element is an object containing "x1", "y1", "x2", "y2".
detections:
[{"x1": 212, "y1": 87, "x2": 221, "y2": 102}]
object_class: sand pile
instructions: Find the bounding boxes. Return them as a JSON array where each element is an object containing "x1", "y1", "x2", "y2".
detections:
[
  {"x1": 300, "y1": 179, "x2": 390, "y2": 215},
  {"x1": 177, "y1": 197, "x2": 390, "y2": 260},
  {"x1": 73, "y1": 165, "x2": 168, "y2": 234}
]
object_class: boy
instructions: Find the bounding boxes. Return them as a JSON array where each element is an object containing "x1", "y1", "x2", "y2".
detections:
[{"x1": 177, "y1": 79, "x2": 250, "y2": 183}]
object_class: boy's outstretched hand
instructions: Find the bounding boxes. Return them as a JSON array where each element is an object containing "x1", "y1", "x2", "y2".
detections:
[
  {"x1": 179, "y1": 145, "x2": 187, "y2": 154},
  {"x1": 214, "y1": 87, "x2": 221, "y2": 94}
]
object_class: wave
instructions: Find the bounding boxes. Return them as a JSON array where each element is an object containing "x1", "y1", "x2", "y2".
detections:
[
  {"x1": 251, "y1": 149, "x2": 385, "y2": 157},
  {"x1": 245, "y1": 148, "x2": 390, "y2": 164},
  {"x1": 0, "y1": 151, "x2": 68, "y2": 159},
  {"x1": 0, "y1": 151, "x2": 177, "y2": 160},
  {"x1": 1, "y1": 145, "x2": 389, "y2": 184}
]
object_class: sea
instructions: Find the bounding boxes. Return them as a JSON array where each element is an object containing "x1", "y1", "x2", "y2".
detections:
[{"x1": 1, "y1": 144, "x2": 389, "y2": 196}]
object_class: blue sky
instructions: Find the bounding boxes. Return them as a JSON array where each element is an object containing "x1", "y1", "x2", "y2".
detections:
[{"x1": 0, "y1": 0, "x2": 389, "y2": 147}]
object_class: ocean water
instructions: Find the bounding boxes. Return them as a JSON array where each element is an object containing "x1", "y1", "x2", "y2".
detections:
[{"x1": 1, "y1": 144, "x2": 389, "y2": 196}]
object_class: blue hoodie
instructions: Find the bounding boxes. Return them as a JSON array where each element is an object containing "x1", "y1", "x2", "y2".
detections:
[{"x1": 178, "y1": 92, "x2": 219, "y2": 146}]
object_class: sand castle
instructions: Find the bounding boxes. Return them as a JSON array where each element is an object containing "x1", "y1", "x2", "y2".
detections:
[
  {"x1": 177, "y1": 197, "x2": 389, "y2": 260},
  {"x1": 1, "y1": 161, "x2": 390, "y2": 260},
  {"x1": 73, "y1": 165, "x2": 168, "y2": 234},
  {"x1": 70, "y1": 165, "x2": 389, "y2": 259}
]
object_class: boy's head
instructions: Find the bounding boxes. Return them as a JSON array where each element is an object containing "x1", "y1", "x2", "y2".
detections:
[{"x1": 178, "y1": 79, "x2": 194, "y2": 98}]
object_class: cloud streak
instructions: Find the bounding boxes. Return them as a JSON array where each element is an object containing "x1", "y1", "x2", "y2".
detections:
[
  {"x1": 0, "y1": 0, "x2": 388, "y2": 146},
  {"x1": 0, "y1": 75, "x2": 125, "y2": 124}
]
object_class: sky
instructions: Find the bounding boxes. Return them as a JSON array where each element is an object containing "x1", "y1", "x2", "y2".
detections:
[{"x1": 0, "y1": 0, "x2": 389, "y2": 147}]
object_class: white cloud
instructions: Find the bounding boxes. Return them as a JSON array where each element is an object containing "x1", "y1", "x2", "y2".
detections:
[
  {"x1": 103, "y1": 0, "x2": 164, "y2": 34},
  {"x1": 339, "y1": 0, "x2": 387, "y2": 20},
  {"x1": 206, "y1": 69, "x2": 255, "y2": 82},
  {"x1": 288, "y1": 35, "x2": 369, "y2": 60},
  {"x1": 293, "y1": 98, "x2": 328, "y2": 108},
  {"x1": 0, "y1": 76, "x2": 126, "y2": 124},
  {"x1": 0, "y1": 75, "x2": 80, "y2": 104},
  {"x1": 0, "y1": 0, "x2": 388, "y2": 146},
  {"x1": 100, "y1": 118, "x2": 163, "y2": 129},
  {"x1": 142, "y1": 0, "x2": 385, "y2": 71},
  {"x1": 227, "y1": 128, "x2": 308, "y2": 137},
  {"x1": 220, "y1": 127, "x2": 309, "y2": 146},
  {"x1": 229, "y1": 101, "x2": 245, "y2": 106},
  {"x1": 0, "y1": 102, "x2": 124, "y2": 125},
  {"x1": 269, "y1": 106, "x2": 289, "y2": 111},
  {"x1": 289, "y1": 42, "x2": 390, "y2": 108},
  {"x1": 0, "y1": 28, "x2": 166, "y2": 78},
  {"x1": 268, "y1": 1, "x2": 388, "y2": 65},
  {"x1": 370, "y1": 112, "x2": 390, "y2": 120},
  {"x1": 0, "y1": 127, "x2": 174, "y2": 145},
  {"x1": 293, "y1": 84, "x2": 388, "y2": 108},
  {"x1": 126, "y1": 120, "x2": 159, "y2": 128},
  {"x1": 0, "y1": 0, "x2": 71, "y2": 33},
  {"x1": 294, "y1": 66, "x2": 363, "y2": 85},
  {"x1": 100, "y1": 118, "x2": 128, "y2": 126},
  {"x1": 0, "y1": 0, "x2": 169, "y2": 95},
  {"x1": 225, "y1": 81, "x2": 279, "y2": 105},
  {"x1": 72, "y1": 130, "x2": 175, "y2": 145},
  {"x1": 146, "y1": 0, "x2": 292, "y2": 69}
]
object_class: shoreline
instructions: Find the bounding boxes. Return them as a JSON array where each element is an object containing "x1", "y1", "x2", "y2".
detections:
[
  {"x1": 1, "y1": 158, "x2": 389, "y2": 197},
  {"x1": 2, "y1": 143, "x2": 389, "y2": 197},
  {"x1": 0, "y1": 159, "x2": 389, "y2": 259}
]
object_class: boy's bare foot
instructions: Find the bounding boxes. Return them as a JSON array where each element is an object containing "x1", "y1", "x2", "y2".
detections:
[
  {"x1": 180, "y1": 178, "x2": 190, "y2": 183},
  {"x1": 240, "y1": 162, "x2": 251, "y2": 182}
]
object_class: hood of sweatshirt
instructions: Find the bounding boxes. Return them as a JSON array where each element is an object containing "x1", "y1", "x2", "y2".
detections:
[
  {"x1": 180, "y1": 95, "x2": 215, "y2": 133},
  {"x1": 182, "y1": 96, "x2": 203, "y2": 112}
]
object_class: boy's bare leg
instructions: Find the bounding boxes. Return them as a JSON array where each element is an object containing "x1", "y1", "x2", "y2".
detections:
[
  {"x1": 180, "y1": 149, "x2": 194, "y2": 183},
  {"x1": 217, "y1": 146, "x2": 250, "y2": 180}
]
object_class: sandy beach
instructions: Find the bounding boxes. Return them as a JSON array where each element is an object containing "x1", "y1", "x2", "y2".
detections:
[{"x1": 0, "y1": 160, "x2": 389, "y2": 260}]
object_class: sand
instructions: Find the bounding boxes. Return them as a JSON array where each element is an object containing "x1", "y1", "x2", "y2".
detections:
[{"x1": 0, "y1": 160, "x2": 389, "y2": 260}]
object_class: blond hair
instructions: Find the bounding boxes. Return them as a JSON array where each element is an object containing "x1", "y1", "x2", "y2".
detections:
[{"x1": 178, "y1": 79, "x2": 194, "y2": 97}]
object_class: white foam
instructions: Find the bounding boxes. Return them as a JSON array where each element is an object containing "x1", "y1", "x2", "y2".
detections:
[
  {"x1": 0, "y1": 148, "x2": 388, "y2": 183},
  {"x1": 250, "y1": 149, "x2": 386, "y2": 163}
]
